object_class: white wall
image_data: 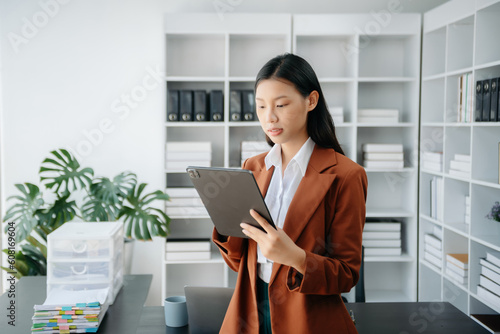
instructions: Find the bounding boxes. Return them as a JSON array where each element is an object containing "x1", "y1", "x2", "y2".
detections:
[{"x1": 0, "y1": 0, "x2": 447, "y2": 304}]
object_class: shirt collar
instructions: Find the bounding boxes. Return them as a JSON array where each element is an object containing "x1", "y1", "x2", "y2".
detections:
[{"x1": 264, "y1": 137, "x2": 315, "y2": 176}]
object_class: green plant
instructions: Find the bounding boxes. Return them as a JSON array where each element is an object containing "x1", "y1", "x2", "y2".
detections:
[{"x1": 2, "y1": 149, "x2": 170, "y2": 278}]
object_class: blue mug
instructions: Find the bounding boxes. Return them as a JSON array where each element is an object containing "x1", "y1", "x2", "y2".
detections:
[{"x1": 164, "y1": 296, "x2": 188, "y2": 327}]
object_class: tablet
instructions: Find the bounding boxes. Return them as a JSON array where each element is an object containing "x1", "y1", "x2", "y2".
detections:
[{"x1": 186, "y1": 166, "x2": 275, "y2": 238}]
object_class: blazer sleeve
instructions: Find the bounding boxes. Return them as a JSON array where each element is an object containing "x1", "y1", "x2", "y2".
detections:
[
  {"x1": 286, "y1": 164, "x2": 368, "y2": 295},
  {"x1": 211, "y1": 159, "x2": 250, "y2": 272}
]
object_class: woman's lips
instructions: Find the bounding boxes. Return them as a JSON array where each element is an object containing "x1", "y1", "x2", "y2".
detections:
[{"x1": 267, "y1": 128, "x2": 283, "y2": 136}]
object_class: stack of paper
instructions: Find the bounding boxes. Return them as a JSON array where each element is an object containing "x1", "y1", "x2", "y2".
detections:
[
  {"x1": 165, "y1": 238, "x2": 211, "y2": 261},
  {"x1": 330, "y1": 106, "x2": 344, "y2": 124},
  {"x1": 445, "y1": 253, "x2": 468, "y2": 285},
  {"x1": 362, "y1": 143, "x2": 404, "y2": 169},
  {"x1": 423, "y1": 227, "x2": 443, "y2": 269},
  {"x1": 430, "y1": 176, "x2": 444, "y2": 221},
  {"x1": 165, "y1": 141, "x2": 212, "y2": 171},
  {"x1": 422, "y1": 151, "x2": 443, "y2": 172},
  {"x1": 240, "y1": 141, "x2": 269, "y2": 166},
  {"x1": 449, "y1": 154, "x2": 471, "y2": 179},
  {"x1": 32, "y1": 288, "x2": 108, "y2": 333},
  {"x1": 165, "y1": 188, "x2": 208, "y2": 218},
  {"x1": 477, "y1": 253, "x2": 500, "y2": 308},
  {"x1": 362, "y1": 221, "x2": 402, "y2": 256},
  {"x1": 357, "y1": 108, "x2": 399, "y2": 123}
]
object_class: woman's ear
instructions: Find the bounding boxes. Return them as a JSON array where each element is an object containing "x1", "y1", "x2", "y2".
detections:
[{"x1": 306, "y1": 90, "x2": 319, "y2": 112}]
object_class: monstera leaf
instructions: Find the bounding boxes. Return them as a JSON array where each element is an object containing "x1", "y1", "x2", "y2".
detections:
[
  {"x1": 39, "y1": 149, "x2": 94, "y2": 196},
  {"x1": 82, "y1": 172, "x2": 137, "y2": 221},
  {"x1": 4, "y1": 183, "x2": 44, "y2": 242},
  {"x1": 41, "y1": 194, "x2": 78, "y2": 230},
  {"x1": 1, "y1": 236, "x2": 47, "y2": 278},
  {"x1": 119, "y1": 183, "x2": 170, "y2": 241}
]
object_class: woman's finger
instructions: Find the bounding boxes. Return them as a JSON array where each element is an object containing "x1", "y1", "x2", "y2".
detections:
[{"x1": 249, "y1": 209, "x2": 273, "y2": 234}]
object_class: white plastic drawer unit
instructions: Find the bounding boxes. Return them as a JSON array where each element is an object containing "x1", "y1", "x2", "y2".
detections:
[
  {"x1": 48, "y1": 222, "x2": 123, "y2": 260},
  {"x1": 47, "y1": 253, "x2": 122, "y2": 283}
]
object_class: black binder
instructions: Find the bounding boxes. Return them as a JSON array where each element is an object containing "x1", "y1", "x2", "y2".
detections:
[
  {"x1": 210, "y1": 90, "x2": 224, "y2": 122},
  {"x1": 490, "y1": 78, "x2": 498, "y2": 122},
  {"x1": 193, "y1": 90, "x2": 208, "y2": 122},
  {"x1": 475, "y1": 80, "x2": 482, "y2": 122},
  {"x1": 180, "y1": 90, "x2": 193, "y2": 122},
  {"x1": 230, "y1": 90, "x2": 242, "y2": 121},
  {"x1": 167, "y1": 89, "x2": 179, "y2": 122},
  {"x1": 242, "y1": 90, "x2": 255, "y2": 121},
  {"x1": 483, "y1": 80, "x2": 491, "y2": 122}
]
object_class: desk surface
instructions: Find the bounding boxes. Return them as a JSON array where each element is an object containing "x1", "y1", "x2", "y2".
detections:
[
  {"x1": 139, "y1": 301, "x2": 490, "y2": 334},
  {"x1": 0, "y1": 274, "x2": 152, "y2": 334}
]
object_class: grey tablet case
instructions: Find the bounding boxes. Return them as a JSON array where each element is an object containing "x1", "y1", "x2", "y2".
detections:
[{"x1": 186, "y1": 166, "x2": 275, "y2": 238}]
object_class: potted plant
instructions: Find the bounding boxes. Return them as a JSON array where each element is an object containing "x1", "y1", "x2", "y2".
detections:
[{"x1": 2, "y1": 149, "x2": 170, "y2": 278}]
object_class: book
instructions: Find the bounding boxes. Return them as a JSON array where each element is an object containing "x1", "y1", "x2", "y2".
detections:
[
  {"x1": 362, "y1": 231, "x2": 400, "y2": 240},
  {"x1": 445, "y1": 267, "x2": 467, "y2": 284},
  {"x1": 424, "y1": 233, "x2": 442, "y2": 250},
  {"x1": 362, "y1": 239, "x2": 401, "y2": 247},
  {"x1": 454, "y1": 154, "x2": 471, "y2": 162},
  {"x1": 481, "y1": 265, "x2": 500, "y2": 284},
  {"x1": 166, "y1": 142, "x2": 212, "y2": 152},
  {"x1": 422, "y1": 161, "x2": 442, "y2": 172},
  {"x1": 166, "y1": 239, "x2": 211, "y2": 252},
  {"x1": 167, "y1": 89, "x2": 179, "y2": 121},
  {"x1": 446, "y1": 261, "x2": 468, "y2": 277},
  {"x1": 363, "y1": 152, "x2": 404, "y2": 161},
  {"x1": 483, "y1": 79, "x2": 491, "y2": 122},
  {"x1": 357, "y1": 116, "x2": 398, "y2": 123},
  {"x1": 475, "y1": 80, "x2": 483, "y2": 122},
  {"x1": 491, "y1": 78, "x2": 498, "y2": 122},
  {"x1": 486, "y1": 252, "x2": 500, "y2": 268},
  {"x1": 166, "y1": 251, "x2": 211, "y2": 261},
  {"x1": 210, "y1": 90, "x2": 224, "y2": 121},
  {"x1": 242, "y1": 90, "x2": 255, "y2": 121},
  {"x1": 358, "y1": 108, "x2": 399, "y2": 117},
  {"x1": 364, "y1": 247, "x2": 401, "y2": 256},
  {"x1": 422, "y1": 151, "x2": 443, "y2": 163},
  {"x1": 449, "y1": 169, "x2": 470, "y2": 179},
  {"x1": 229, "y1": 90, "x2": 242, "y2": 121},
  {"x1": 424, "y1": 250, "x2": 442, "y2": 268},
  {"x1": 446, "y1": 253, "x2": 468, "y2": 269},
  {"x1": 362, "y1": 143, "x2": 403, "y2": 153},
  {"x1": 478, "y1": 285, "x2": 500, "y2": 308},
  {"x1": 424, "y1": 242, "x2": 442, "y2": 259},
  {"x1": 450, "y1": 160, "x2": 471, "y2": 172},
  {"x1": 193, "y1": 90, "x2": 208, "y2": 122},
  {"x1": 363, "y1": 222, "x2": 401, "y2": 232},
  {"x1": 364, "y1": 160, "x2": 404, "y2": 169},
  {"x1": 180, "y1": 90, "x2": 193, "y2": 122},
  {"x1": 479, "y1": 258, "x2": 500, "y2": 274},
  {"x1": 480, "y1": 275, "x2": 500, "y2": 297}
]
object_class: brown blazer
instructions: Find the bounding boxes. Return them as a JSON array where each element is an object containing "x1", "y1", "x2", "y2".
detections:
[{"x1": 213, "y1": 145, "x2": 368, "y2": 334}]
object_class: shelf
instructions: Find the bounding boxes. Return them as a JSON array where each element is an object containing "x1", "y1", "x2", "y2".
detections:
[
  {"x1": 421, "y1": 169, "x2": 444, "y2": 177},
  {"x1": 364, "y1": 167, "x2": 415, "y2": 173},
  {"x1": 471, "y1": 179, "x2": 500, "y2": 190},
  {"x1": 165, "y1": 252, "x2": 224, "y2": 265},
  {"x1": 356, "y1": 122, "x2": 415, "y2": 128},
  {"x1": 474, "y1": 59, "x2": 500, "y2": 71},
  {"x1": 470, "y1": 235, "x2": 500, "y2": 253},
  {"x1": 365, "y1": 255, "x2": 413, "y2": 263},
  {"x1": 228, "y1": 122, "x2": 261, "y2": 127},
  {"x1": 470, "y1": 292, "x2": 500, "y2": 314},
  {"x1": 421, "y1": 122, "x2": 445, "y2": 127},
  {"x1": 420, "y1": 259, "x2": 443, "y2": 276},
  {"x1": 420, "y1": 214, "x2": 443, "y2": 226},
  {"x1": 366, "y1": 208, "x2": 413, "y2": 218},
  {"x1": 443, "y1": 222, "x2": 469, "y2": 237},
  {"x1": 318, "y1": 77, "x2": 355, "y2": 83},
  {"x1": 166, "y1": 76, "x2": 225, "y2": 82},
  {"x1": 228, "y1": 76, "x2": 256, "y2": 82},
  {"x1": 422, "y1": 73, "x2": 446, "y2": 81},
  {"x1": 165, "y1": 122, "x2": 225, "y2": 128},
  {"x1": 444, "y1": 122, "x2": 473, "y2": 127},
  {"x1": 357, "y1": 77, "x2": 417, "y2": 82}
]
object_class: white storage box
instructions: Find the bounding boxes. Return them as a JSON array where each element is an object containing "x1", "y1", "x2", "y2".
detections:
[{"x1": 47, "y1": 222, "x2": 124, "y2": 304}]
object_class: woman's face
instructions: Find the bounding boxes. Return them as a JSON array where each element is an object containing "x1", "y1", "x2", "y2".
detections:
[{"x1": 255, "y1": 78, "x2": 317, "y2": 147}]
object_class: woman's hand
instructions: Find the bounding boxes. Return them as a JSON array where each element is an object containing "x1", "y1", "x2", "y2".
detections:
[{"x1": 241, "y1": 209, "x2": 306, "y2": 274}]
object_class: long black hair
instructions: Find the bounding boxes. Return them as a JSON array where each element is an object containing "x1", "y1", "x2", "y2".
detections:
[{"x1": 255, "y1": 53, "x2": 344, "y2": 155}]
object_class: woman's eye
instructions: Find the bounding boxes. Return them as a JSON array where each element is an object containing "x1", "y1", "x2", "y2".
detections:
[{"x1": 276, "y1": 104, "x2": 285, "y2": 108}]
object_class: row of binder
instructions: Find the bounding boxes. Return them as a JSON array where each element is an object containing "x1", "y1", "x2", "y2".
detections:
[
  {"x1": 167, "y1": 90, "x2": 224, "y2": 122},
  {"x1": 475, "y1": 77, "x2": 500, "y2": 122}
]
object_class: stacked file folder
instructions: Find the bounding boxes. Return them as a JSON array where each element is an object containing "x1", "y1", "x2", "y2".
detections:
[
  {"x1": 165, "y1": 238, "x2": 211, "y2": 261},
  {"x1": 423, "y1": 227, "x2": 443, "y2": 269},
  {"x1": 330, "y1": 106, "x2": 344, "y2": 124},
  {"x1": 32, "y1": 288, "x2": 108, "y2": 333},
  {"x1": 362, "y1": 143, "x2": 404, "y2": 169},
  {"x1": 445, "y1": 253, "x2": 468, "y2": 285},
  {"x1": 357, "y1": 108, "x2": 399, "y2": 123},
  {"x1": 240, "y1": 141, "x2": 270, "y2": 166},
  {"x1": 165, "y1": 187, "x2": 208, "y2": 218},
  {"x1": 165, "y1": 141, "x2": 212, "y2": 171},
  {"x1": 422, "y1": 151, "x2": 443, "y2": 172},
  {"x1": 448, "y1": 153, "x2": 471, "y2": 179},
  {"x1": 362, "y1": 221, "x2": 402, "y2": 256},
  {"x1": 477, "y1": 253, "x2": 500, "y2": 308}
]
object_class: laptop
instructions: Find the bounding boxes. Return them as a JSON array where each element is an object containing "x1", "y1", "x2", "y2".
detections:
[{"x1": 184, "y1": 286, "x2": 234, "y2": 334}]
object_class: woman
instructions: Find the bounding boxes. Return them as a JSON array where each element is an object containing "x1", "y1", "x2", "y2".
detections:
[{"x1": 213, "y1": 53, "x2": 367, "y2": 333}]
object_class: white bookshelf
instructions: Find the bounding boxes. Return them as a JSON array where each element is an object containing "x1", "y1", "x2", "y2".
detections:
[
  {"x1": 294, "y1": 14, "x2": 421, "y2": 302},
  {"x1": 163, "y1": 13, "x2": 421, "y2": 304},
  {"x1": 162, "y1": 13, "x2": 293, "y2": 301},
  {"x1": 419, "y1": 0, "x2": 500, "y2": 332}
]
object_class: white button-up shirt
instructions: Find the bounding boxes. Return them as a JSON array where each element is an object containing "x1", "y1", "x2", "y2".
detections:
[{"x1": 257, "y1": 137, "x2": 316, "y2": 283}]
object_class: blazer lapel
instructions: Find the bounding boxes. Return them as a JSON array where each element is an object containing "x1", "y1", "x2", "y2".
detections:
[
  {"x1": 252, "y1": 166, "x2": 274, "y2": 198},
  {"x1": 269, "y1": 145, "x2": 338, "y2": 285}
]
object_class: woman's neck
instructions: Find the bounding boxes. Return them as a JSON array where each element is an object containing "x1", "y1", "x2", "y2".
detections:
[{"x1": 280, "y1": 135, "x2": 309, "y2": 173}]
